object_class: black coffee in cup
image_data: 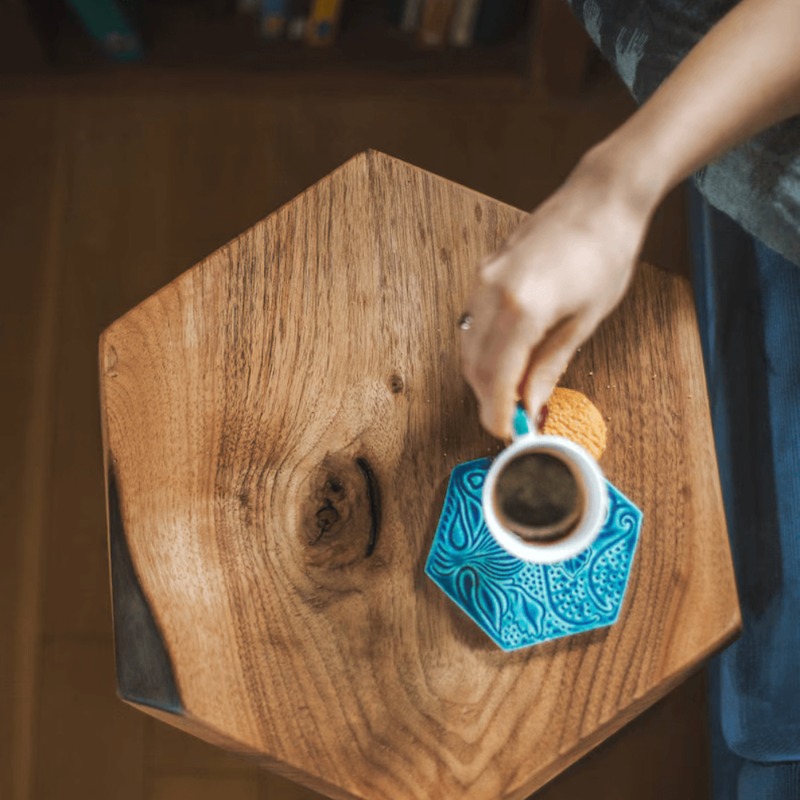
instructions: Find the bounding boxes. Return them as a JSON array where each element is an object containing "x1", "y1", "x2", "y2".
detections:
[{"x1": 493, "y1": 450, "x2": 585, "y2": 543}]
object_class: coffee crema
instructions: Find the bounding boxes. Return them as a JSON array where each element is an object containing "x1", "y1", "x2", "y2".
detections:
[{"x1": 493, "y1": 451, "x2": 584, "y2": 543}]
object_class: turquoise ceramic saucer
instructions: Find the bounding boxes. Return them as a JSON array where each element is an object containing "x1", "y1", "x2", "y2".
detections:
[{"x1": 425, "y1": 458, "x2": 643, "y2": 651}]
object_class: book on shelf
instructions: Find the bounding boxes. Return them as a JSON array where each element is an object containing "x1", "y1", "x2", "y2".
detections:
[
  {"x1": 305, "y1": 0, "x2": 344, "y2": 46},
  {"x1": 399, "y1": 0, "x2": 423, "y2": 32},
  {"x1": 286, "y1": 0, "x2": 312, "y2": 40},
  {"x1": 64, "y1": 0, "x2": 144, "y2": 60},
  {"x1": 417, "y1": 0, "x2": 456, "y2": 47},
  {"x1": 449, "y1": 0, "x2": 481, "y2": 47},
  {"x1": 394, "y1": 0, "x2": 525, "y2": 48},
  {"x1": 259, "y1": 0, "x2": 289, "y2": 38}
]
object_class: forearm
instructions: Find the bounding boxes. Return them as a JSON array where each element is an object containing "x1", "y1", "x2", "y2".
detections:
[
  {"x1": 465, "y1": 0, "x2": 800, "y2": 435},
  {"x1": 581, "y1": 0, "x2": 800, "y2": 212}
]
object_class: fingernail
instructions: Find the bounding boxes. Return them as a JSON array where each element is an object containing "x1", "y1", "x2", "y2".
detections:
[{"x1": 536, "y1": 404, "x2": 549, "y2": 432}]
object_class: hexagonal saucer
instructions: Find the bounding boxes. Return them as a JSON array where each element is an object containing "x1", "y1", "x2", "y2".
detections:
[{"x1": 425, "y1": 458, "x2": 643, "y2": 651}]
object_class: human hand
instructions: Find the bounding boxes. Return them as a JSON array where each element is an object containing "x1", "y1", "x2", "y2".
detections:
[{"x1": 460, "y1": 154, "x2": 655, "y2": 440}]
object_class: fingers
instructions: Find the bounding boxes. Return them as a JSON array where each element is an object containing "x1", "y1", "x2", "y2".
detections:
[
  {"x1": 520, "y1": 315, "x2": 591, "y2": 421},
  {"x1": 462, "y1": 279, "x2": 594, "y2": 441},
  {"x1": 462, "y1": 285, "x2": 543, "y2": 439}
]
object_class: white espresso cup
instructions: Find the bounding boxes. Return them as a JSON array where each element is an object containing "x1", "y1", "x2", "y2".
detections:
[{"x1": 482, "y1": 405, "x2": 608, "y2": 564}]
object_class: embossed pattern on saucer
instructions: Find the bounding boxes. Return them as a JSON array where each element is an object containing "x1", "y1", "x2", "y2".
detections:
[{"x1": 425, "y1": 458, "x2": 643, "y2": 651}]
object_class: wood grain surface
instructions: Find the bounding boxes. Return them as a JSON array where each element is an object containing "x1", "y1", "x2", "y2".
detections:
[{"x1": 99, "y1": 149, "x2": 739, "y2": 800}]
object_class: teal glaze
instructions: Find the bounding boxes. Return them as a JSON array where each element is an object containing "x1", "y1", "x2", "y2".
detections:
[
  {"x1": 512, "y1": 403, "x2": 532, "y2": 437},
  {"x1": 425, "y1": 458, "x2": 643, "y2": 651}
]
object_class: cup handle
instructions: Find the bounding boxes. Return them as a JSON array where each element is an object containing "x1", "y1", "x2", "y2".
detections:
[{"x1": 512, "y1": 401, "x2": 537, "y2": 439}]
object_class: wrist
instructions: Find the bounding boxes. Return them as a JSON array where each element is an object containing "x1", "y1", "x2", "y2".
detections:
[{"x1": 570, "y1": 127, "x2": 673, "y2": 221}]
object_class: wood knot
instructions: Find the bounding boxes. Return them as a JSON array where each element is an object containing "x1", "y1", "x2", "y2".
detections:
[
  {"x1": 104, "y1": 345, "x2": 119, "y2": 377},
  {"x1": 388, "y1": 374, "x2": 404, "y2": 394},
  {"x1": 301, "y1": 454, "x2": 382, "y2": 570},
  {"x1": 314, "y1": 500, "x2": 340, "y2": 539},
  {"x1": 326, "y1": 477, "x2": 344, "y2": 494}
]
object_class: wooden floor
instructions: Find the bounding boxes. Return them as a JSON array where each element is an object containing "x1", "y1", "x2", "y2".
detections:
[{"x1": 1, "y1": 67, "x2": 706, "y2": 800}]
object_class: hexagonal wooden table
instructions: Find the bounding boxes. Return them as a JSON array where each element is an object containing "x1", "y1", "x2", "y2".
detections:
[{"x1": 99, "y1": 150, "x2": 740, "y2": 799}]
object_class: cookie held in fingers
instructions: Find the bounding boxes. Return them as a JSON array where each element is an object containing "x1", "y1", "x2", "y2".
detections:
[{"x1": 541, "y1": 387, "x2": 607, "y2": 461}]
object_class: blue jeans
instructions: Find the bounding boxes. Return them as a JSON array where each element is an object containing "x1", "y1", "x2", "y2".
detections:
[{"x1": 688, "y1": 184, "x2": 800, "y2": 798}]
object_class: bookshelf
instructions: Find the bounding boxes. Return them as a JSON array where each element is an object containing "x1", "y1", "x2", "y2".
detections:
[{"x1": 10, "y1": 0, "x2": 542, "y2": 94}]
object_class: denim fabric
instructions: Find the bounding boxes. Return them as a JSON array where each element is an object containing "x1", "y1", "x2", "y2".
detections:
[
  {"x1": 564, "y1": 0, "x2": 800, "y2": 266},
  {"x1": 688, "y1": 183, "x2": 800, "y2": 799}
]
